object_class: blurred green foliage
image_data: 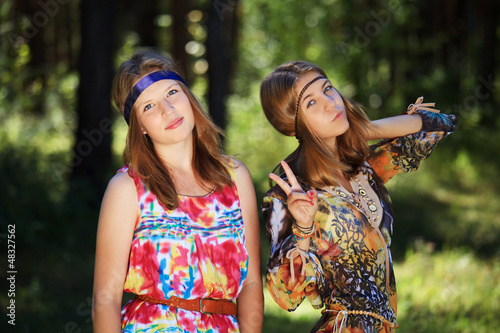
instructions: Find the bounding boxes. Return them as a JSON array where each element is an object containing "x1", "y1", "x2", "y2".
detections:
[{"x1": 0, "y1": 0, "x2": 499, "y2": 332}]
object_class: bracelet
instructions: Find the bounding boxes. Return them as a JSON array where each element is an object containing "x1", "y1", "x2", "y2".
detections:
[
  {"x1": 293, "y1": 233, "x2": 314, "y2": 241},
  {"x1": 292, "y1": 221, "x2": 314, "y2": 233},
  {"x1": 292, "y1": 221, "x2": 316, "y2": 240}
]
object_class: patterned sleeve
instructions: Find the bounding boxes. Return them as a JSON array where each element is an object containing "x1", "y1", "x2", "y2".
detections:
[
  {"x1": 369, "y1": 111, "x2": 456, "y2": 184},
  {"x1": 262, "y1": 187, "x2": 325, "y2": 311}
]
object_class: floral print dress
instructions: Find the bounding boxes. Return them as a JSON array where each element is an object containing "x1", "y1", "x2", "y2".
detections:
[
  {"x1": 119, "y1": 165, "x2": 248, "y2": 332},
  {"x1": 263, "y1": 111, "x2": 456, "y2": 332}
]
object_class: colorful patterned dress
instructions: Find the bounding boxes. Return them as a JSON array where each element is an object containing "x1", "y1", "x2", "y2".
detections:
[
  {"x1": 119, "y1": 165, "x2": 248, "y2": 332},
  {"x1": 263, "y1": 111, "x2": 456, "y2": 332}
]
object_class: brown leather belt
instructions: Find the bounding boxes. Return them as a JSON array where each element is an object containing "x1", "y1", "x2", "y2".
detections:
[{"x1": 135, "y1": 294, "x2": 237, "y2": 316}]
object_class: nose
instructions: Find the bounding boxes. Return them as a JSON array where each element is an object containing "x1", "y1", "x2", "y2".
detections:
[
  {"x1": 323, "y1": 94, "x2": 341, "y2": 112},
  {"x1": 160, "y1": 97, "x2": 175, "y2": 115}
]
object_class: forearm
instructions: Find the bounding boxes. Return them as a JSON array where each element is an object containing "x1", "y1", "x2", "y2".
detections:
[
  {"x1": 296, "y1": 237, "x2": 311, "y2": 251},
  {"x1": 237, "y1": 281, "x2": 264, "y2": 333},
  {"x1": 92, "y1": 297, "x2": 122, "y2": 333},
  {"x1": 368, "y1": 114, "x2": 422, "y2": 140}
]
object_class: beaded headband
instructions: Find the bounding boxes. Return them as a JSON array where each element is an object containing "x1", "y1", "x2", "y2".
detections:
[
  {"x1": 294, "y1": 75, "x2": 325, "y2": 139},
  {"x1": 123, "y1": 70, "x2": 187, "y2": 125}
]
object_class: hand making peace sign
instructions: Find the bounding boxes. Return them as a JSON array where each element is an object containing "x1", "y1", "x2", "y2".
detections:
[{"x1": 269, "y1": 161, "x2": 319, "y2": 228}]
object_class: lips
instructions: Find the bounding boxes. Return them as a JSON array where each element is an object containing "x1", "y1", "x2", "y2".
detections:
[
  {"x1": 166, "y1": 117, "x2": 183, "y2": 130},
  {"x1": 332, "y1": 111, "x2": 343, "y2": 122}
]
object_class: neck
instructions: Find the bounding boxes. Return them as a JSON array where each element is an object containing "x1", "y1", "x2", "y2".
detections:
[
  {"x1": 324, "y1": 137, "x2": 338, "y2": 156},
  {"x1": 155, "y1": 140, "x2": 193, "y2": 173},
  {"x1": 155, "y1": 139, "x2": 212, "y2": 196}
]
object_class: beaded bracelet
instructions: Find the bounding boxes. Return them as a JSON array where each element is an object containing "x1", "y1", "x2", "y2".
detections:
[
  {"x1": 292, "y1": 221, "x2": 316, "y2": 240},
  {"x1": 293, "y1": 232, "x2": 314, "y2": 241}
]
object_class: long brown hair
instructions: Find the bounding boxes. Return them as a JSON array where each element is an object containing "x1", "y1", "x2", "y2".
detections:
[
  {"x1": 260, "y1": 60, "x2": 375, "y2": 188},
  {"x1": 112, "y1": 49, "x2": 232, "y2": 209}
]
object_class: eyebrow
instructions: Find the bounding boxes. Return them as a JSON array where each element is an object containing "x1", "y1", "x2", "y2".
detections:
[{"x1": 301, "y1": 79, "x2": 329, "y2": 104}]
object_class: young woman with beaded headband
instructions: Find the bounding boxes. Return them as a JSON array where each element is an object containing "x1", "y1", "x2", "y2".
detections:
[
  {"x1": 92, "y1": 50, "x2": 263, "y2": 332},
  {"x1": 260, "y1": 60, "x2": 456, "y2": 332}
]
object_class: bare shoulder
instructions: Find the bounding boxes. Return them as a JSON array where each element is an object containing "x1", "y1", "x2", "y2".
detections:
[
  {"x1": 96, "y1": 171, "x2": 138, "y2": 235},
  {"x1": 230, "y1": 156, "x2": 245, "y2": 168},
  {"x1": 99, "y1": 171, "x2": 138, "y2": 220},
  {"x1": 108, "y1": 171, "x2": 135, "y2": 188},
  {"x1": 230, "y1": 157, "x2": 256, "y2": 211},
  {"x1": 230, "y1": 157, "x2": 251, "y2": 182},
  {"x1": 104, "y1": 172, "x2": 137, "y2": 198}
]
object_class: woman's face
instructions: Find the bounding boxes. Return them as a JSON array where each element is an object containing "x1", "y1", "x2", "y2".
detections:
[
  {"x1": 295, "y1": 71, "x2": 349, "y2": 149},
  {"x1": 134, "y1": 79, "x2": 195, "y2": 147}
]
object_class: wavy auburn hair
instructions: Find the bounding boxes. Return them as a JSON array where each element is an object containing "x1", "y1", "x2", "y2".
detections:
[
  {"x1": 112, "y1": 49, "x2": 232, "y2": 209},
  {"x1": 260, "y1": 60, "x2": 375, "y2": 188}
]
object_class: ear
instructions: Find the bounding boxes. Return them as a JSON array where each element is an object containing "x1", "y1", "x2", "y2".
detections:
[{"x1": 139, "y1": 122, "x2": 147, "y2": 135}]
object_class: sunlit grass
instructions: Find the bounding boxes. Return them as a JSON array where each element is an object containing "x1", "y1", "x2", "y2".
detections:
[{"x1": 396, "y1": 247, "x2": 500, "y2": 333}]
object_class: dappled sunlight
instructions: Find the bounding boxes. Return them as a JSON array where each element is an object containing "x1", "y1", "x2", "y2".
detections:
[
  {"x1": 396, "y1": 248, "x2": 500, "y2": 332},
  {"x1": 384, "y1": 154, "x2": 500, "y2": 258}
]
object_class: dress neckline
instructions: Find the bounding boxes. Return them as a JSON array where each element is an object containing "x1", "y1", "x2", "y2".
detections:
[
  {"x1": 323, "y1": 172, "x2": 383, "y2": 228},
  {"x1": 177, "y1": 187, "x2": 216, "y2": 198}
]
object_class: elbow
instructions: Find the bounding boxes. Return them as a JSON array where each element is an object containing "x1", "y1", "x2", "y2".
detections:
[
  {"x1": 92, "y1": 291, "x2": 123, "y2": 332},
  {"x1": 91, "y1": 293, "x2": 105, "y2": 324},
  {"x1": 238, "y1": 307, "x2": 264, "y2": 333},
  {"x1": 237, "y1": 282, "x2": 264, "y2": 332},
  {"x1": 92, "y1": 289, "x2": 122, "y2": 318}
]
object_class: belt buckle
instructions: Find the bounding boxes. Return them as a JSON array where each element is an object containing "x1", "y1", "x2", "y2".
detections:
[
  {"x1": 200, "y1": 298, "x2": 219, "y2": 315},
  {"x1": 200, "y1": 298, "x2": 210, "y2": 314}
]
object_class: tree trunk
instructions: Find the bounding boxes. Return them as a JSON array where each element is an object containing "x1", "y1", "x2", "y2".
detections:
[
  {"x1": 71, "y1": 0, "x2": 115, "y2": 200},
  {"x1": 205, "y1": 0, "x2": 240, "y2": 131},
  {"x1": 477, "y1": 0, "x2": 499, "y2": 128},
  {"x1": 172, "y1": 0, "x2": 191, "y2": 79},
  {"x1": 136, "y1": 0, "x2": 158, "y2": 47}
]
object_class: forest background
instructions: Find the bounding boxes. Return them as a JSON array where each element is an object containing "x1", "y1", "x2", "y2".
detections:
[{"x1": 0, "y1": 0, "x2": 499, "y2": 332}]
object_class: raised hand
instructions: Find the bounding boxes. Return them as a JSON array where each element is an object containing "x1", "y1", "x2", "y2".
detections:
[{"x1": 269, "y1": 161, "x2": 318, "y2": 228}]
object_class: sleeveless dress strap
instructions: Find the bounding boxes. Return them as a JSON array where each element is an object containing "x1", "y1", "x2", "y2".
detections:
[{"x1": 226, "y1": 158, "x2": 236, "y2": 181}]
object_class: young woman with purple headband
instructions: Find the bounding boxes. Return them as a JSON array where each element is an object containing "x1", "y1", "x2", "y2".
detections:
[
  {"x1": 92, "y1": 50, "x2": 263, "y2": 332},
  {"x1": 260, "y1": 61, "x2": 456, "y2": 332}
]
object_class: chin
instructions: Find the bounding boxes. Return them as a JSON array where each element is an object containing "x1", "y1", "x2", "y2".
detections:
[{"x1": 339, "y1": 120, "x2": 350, "y2": 135}]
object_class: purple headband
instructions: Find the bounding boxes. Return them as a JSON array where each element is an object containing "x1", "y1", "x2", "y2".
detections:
[{"x1": 123, "y1": 70, "x2": 187, "y2": 125}]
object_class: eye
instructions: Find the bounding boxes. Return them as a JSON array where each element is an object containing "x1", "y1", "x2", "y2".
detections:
[
  {"x1": 167, "y1": 89, "x2": 178, "y2": 97},
  {"x1": 306, "y1": 100, "x2": 316, "y2": 108},
  {"x1": 324, "y1": 85, "x2": 333, "y2": 93},
  {"x1": 143, "y1": 103, "x2": 153, "y2": 111}
]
